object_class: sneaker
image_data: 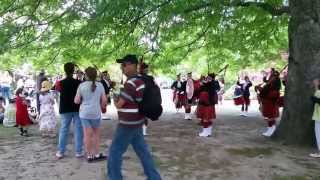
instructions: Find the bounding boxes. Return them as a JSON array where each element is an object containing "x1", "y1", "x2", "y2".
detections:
[
  {"x1": 75, "y1": 152, "x2": 84, "y2": 158},
  {"x1": 310, "y1": 153, "x2": 320, "y2": 158},
  {"x1": 262, "y1": 128, "x2": 270, "y2": 137},
  {"x1": 268, "y1": 125, "x2": 276, "y2": 136},
  {"x1": 55, "y1": 151, "x2": 64, "y2": 159}
]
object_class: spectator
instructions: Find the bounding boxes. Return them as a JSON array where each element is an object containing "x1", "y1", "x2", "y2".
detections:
[
  {"x1": 75, "y1": 67, "x2": 107, "y2": 162},
  {"x1": 39, "y1": 81, "x2": 56, "y2": 137},
  {"x1": 56, "y1": 63, "x2": 83, "y2": 159}
]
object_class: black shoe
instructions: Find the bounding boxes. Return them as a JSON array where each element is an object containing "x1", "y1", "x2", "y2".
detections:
[
  {"x1": 21, "y1": 130, "x2": 30, "y2": 137},
  {"x1": 19, "y1": 128, "x2": 24, "y2": 136}
]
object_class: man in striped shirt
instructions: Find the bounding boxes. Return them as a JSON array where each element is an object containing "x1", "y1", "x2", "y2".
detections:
[{"x1": 107, "y1": 54, "x2": 162, "y2": 180}]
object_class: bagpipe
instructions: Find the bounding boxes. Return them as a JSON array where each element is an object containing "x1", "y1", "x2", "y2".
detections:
[
  {"x1": 254, "y1": 65, "x2": 288, "y2": 107},
  {"x1": 194, "y1": 64, "x2": 229, "y2": 104}
]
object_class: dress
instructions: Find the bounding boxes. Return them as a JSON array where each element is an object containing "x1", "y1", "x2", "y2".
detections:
[
  {"x1": 16, "y1": 96, "x2": 32, "y2": 126},
  {"x1": 39, "y1": 92, "x2": 56, "y2": 131}
]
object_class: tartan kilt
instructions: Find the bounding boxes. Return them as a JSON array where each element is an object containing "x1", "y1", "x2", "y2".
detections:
[
  {"x1": 243, "y1": 96, "x2": 250, "y2": 105},
  {"x1": 261, "y1": 100, "x2": 280, "y2": 119},
  {"x1": 174, "y1": 93, "x2": 187, "y2": 109},
  {"x1": 233, "y1": 96, "x2": 244, "y2": 106},
  {"x1": 196, "y1": 105, "x2": 215, "y2": 120},
  {"x1": 277, "y1": 96, "x2": 284, "y2": 107}
]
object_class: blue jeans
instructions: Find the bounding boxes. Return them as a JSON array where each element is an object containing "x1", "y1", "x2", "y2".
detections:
[
  {"x1": 57, "y1": 112, "x2": 83, "y2": 154},
  {"x1": 107, "y1": 125, "x2": 161, "y2": 180},
  {"x1": 1, "y1": 86, "x2": 11, "y2": 104}
]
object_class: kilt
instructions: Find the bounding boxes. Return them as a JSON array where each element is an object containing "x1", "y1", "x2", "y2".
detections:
[
  {"x1": 277, "y1": 96, "x2": 284, "y2": 107},
  {"x1": 196, "y1": 91, "x2": 216, "y2": 120},
  {"x1": 233, "y1": 96, "x2": 244, "y2": 106},
  {"x1": 261, "y1": 99, "x2": 279, "y2": 119},
  {"x1": 173, "y1": 92, "x2": 186, "y2": 109},
  {"x1": 243, "y1": 95, "x2": 250, "y2": 105},
  {"x1": 196, "y1": 105, "x2": 215, "y2": 120}
]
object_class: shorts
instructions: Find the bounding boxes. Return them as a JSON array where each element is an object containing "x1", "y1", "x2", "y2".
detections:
[{"x1": 81, "y1": 118, "x2": 101, "y2": 128}]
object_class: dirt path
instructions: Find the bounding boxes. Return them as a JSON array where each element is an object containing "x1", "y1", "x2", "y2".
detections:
[{"x1": 1, "y1": 90, "x2": 320, "y2": 180}]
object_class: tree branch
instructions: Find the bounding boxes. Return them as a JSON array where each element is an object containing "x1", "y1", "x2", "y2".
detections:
[
  {"x1": 236, "y1": 1, "x2": 289, "y2": 16},
  {"x1": 129, "y1": 0, "x2": 173, "y2": 24},
  {"x1": 183, "y1": 1, "x2": 289, "y2": 16},
  {"x1": 183, "y1": 2, "x2": 214, "y2": 14},
  {"x1": 0, "y1": 0, "x2": 18, "y2": 17},
  {"x1": 172, "y1": 25, "x2": 209, "y2": 51},
  {"x1": 46, "y1": 48, "x2": 61, "y2": 66}
]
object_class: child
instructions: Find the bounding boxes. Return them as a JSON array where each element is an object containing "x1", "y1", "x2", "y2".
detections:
[
  {"x1": 39, "y1": 81, "x2": 56, "y2": 137},
  {"x1": 0, "y1": 97, "x2": 5, "y2": 124},
  {"x1": 16, "y1": 88, "x2": 32, "y2": 136},
  {"x1": 310, "y1": 79, "x2": 320, "y2": 158},
  {"x1": 3, "y1": 99, "x2": 16, "y2": 127}
]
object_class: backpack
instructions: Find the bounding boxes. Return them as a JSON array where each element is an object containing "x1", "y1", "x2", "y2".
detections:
[{"x1": 137, "y1": 75, "x2": 163, "y2": 121}]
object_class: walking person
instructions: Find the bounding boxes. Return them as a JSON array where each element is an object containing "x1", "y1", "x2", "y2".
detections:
[
  {"x1": 74, "y1": 67, "x2": 107, "y2": 162},
  {"x1": 56, "y1": 62, "x2": 84, "y2": 159},
  {"x1": 107, "y1": 54, "x2": 161, "y2": 180},
  {"x1": 38, "y1": 81, "x2": 56, "y2": 137}
]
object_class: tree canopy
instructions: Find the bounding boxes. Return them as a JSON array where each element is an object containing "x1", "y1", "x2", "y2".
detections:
[{"x1": 0, "y1": 0, "x2": 289, "y2": 76}]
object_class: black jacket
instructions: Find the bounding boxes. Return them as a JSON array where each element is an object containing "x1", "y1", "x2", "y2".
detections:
[{"x1": 237, "y1": 81, "x2": 252, "y2": 97}]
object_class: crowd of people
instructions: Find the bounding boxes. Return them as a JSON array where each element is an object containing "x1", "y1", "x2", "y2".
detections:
[{"x1": 1, "y1": 53, "x2": 320, "y2": 179}]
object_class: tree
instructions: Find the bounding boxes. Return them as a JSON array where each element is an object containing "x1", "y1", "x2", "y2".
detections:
[
  {"x1": 0, "y1": 0, "x2": 288, "y2": 71},
  {"x1": 275, "y1": 0, "x2": 320, "y2": 145}
]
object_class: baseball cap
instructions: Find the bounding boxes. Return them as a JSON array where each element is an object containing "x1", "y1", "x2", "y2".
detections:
[{"x1": 116, "y1": 54, "x2": 138, "y2": 64}]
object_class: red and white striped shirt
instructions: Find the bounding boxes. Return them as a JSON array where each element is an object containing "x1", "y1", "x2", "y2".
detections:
[{"x1": 118, "y1": 76, "x2": 145, "y2": 127}]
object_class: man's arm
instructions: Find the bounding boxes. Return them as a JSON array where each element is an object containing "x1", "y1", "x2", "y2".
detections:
[
  {"x1": 114, "y1": 98, "x2": 126, "y2": 109},
  {"x1": 74, "y1": 87, "x2": 81, "y2": 104}
]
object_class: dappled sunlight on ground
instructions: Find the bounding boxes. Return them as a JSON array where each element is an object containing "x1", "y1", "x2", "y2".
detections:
[{"x1": 0, "y1": 89, "x2": 317, "y2": 180}]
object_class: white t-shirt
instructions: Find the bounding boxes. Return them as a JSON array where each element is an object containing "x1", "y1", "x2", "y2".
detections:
[{"x1": 77, "y1": 81, "x2": 105, "y2": 119}]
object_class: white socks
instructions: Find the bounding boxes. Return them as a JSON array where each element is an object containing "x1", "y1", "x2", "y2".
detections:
[
  {"x1": 262, "y1": 125, "x2": 276, "y2": 137},
  {"x1": 199, "y1": 126, "x2": 212, "y2": 137}
]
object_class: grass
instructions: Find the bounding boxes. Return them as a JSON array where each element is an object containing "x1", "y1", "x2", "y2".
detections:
[
  {"x1": 272, "y1": 175, "x2": 316, "y2": 180},
  {"x1": 226, "y1": 147, "x2": 273, "y2": 158},
  {"x1": 0, "y1": 125, "x2": 17, "y2": 139}
]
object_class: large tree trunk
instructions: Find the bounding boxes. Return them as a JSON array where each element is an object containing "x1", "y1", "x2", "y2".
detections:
[{"x1": 275, "y1": 0, "x2": 320, "y2": 145}]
